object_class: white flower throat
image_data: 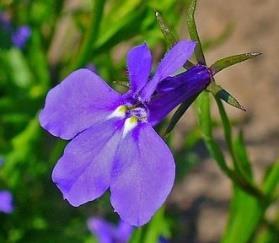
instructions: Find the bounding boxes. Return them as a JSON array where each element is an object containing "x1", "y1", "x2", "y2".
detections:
[{"x1": 108, "y1": 104, "x2": 148, "y2": 136}]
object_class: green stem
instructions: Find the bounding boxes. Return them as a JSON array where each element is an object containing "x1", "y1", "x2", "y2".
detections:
[
  {"x1": 186, "y1": 0, "x2": 206, "y2": 64},
  {"x1": 197, "y1": 92, "x2": 265, "y2": 201},
  {"x1": 73, "y1": 0, "x2": 106, "y2": 69},
  {"x1": 215, "y1": 97, "x2": 243, "y2": 175}
]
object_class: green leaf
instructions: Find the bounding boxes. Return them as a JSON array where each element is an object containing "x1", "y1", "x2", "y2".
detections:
[
  {"x1": 233, "y1": 131, "x2": 253, "y2": 180},
  {"x1": 262, "y1": 160, "x2": 279, "y2": 196},
  {"x1": 165, "y1": 94, "x2": 198, "y2": 136},
  {"x1": 186, "y1": 0, "x2": 206, "y2": 64},
  {"x1": 210, "y1": 52, "x2": 262, "y2": 75},
  {"x1": 93, "y1": 6, "x2": 150, "y2": 54},
  {"x1": 2, "y1": 118, "x2": 41, "y2": 187},
  {"x1": 208, "y1": 83, "x2": 246, "y2": 111},
  {"x1": 197, "y1": 93, "x2": 263, "y2": 199},
  {"x1": 154, "y1": 10, "x2": 177, "y2": 48},
  {"x1": 74, "y1": 0, "x2": 106, "y2": 69},
  {"x1": 196, "y1": 92, "x2": 228, "y2": 172},
  {"x1": 222, "y1": 187, "x2": 263, "y2": 243},
  {"x1": 130, "y1": 208, "x2": 170, "y2": 243},
  {"x1": 143, "y1": 207, "x2": 171, "y2": 243},
  {"x1": 222, "y1": 160, "x2": 279, "y2": 243},
  {"x1": 4, "y1": 48, "x2": 33, "y2": 89},
  {"x1": 215, "y1": 97, "x2": 249, "y2": 179}
]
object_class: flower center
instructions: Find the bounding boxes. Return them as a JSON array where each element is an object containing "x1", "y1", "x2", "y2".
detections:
[
  {"x1": 127, "y1": 106, "x2": 148, "y2": 121},
  {"x1": 108, "y1": 104, "x2": 148, "y2": 136}
]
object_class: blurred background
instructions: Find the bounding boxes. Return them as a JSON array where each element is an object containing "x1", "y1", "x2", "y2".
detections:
[{"x1": 0, "y1": 0, "x2": 278, "y2": 242}]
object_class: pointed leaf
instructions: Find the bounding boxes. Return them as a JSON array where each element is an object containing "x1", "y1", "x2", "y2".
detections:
[
  {"x1": 207, "y1": 83, "x2": 246, "y2": 111},
  {"x1": 263, "y1": 160, "x2": 279, "y2": 196},
  {"x1": 165, "y1": 94, "x2": 198, "y2": 136},
  {"x1": 155, "y1": 10, "x2": 177, "y2": 48},
  {"x1": 210, "y1": 52, "x2": 262, "y2": 75},
  {"x1": 73, "y1": 0, "x2": 106, "y2": 69},
  {"x1": 112, "y1": 80, "x2": 130, "y2": 88},
  {"x1": 155, "y1": 10, "x2": 195, "y2": 68},
  {"x1": 183, "y1": 60, "x2": 195, "y2": 69},
  {"x1": 186, "y1": 0, "x2": 206, "y2": 64}
]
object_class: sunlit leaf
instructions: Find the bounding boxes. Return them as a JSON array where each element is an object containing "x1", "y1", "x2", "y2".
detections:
[
  {"x1": 165, "y1": 94, "x2": 198, "y2": 136},
  {"x1": 210, "y1": 52, "x2": 262, "y2": 75},
  {"x1": 154, "y1": 10, "x2": 177, "y2": 47},
  {"x1": 207, "y1": 83, "x2": 246, "y2": 111}
]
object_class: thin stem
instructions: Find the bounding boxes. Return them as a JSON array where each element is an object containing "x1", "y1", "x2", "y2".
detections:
[
  {"x1": 197, "y1": 92, "x2": 265, "y2": 201},
  {"x1": 73, "y1": 0, "x2": 106, "y2": 69},
  {"x1": 215, "y1": 97, "x2": 243, "y2": 175},
  {"x1": 186, "y1": 0, "x2": 206, "y2": 64}
]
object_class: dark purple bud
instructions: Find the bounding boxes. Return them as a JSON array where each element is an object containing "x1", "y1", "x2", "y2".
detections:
[
  {"x1": 147, "y1": 65, "x2": 212, "y2": 125},
  {"x1": 157, "y1": 64, "x2": 212, "y2": 93}
]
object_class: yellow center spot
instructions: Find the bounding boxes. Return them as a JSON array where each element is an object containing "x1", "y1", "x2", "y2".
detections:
[
  {"x1": 118, "y1": 105, "x2": 127, "y2": 114},
  {"x1": 123, "y1": 116, "x2": 138, "y2": 137},
  {"x1": 129, "y1": 116, "x2": 138, "y2": 124},
  {"x1": 108, "y1": 105, "x2": 127, "y2": 119}
]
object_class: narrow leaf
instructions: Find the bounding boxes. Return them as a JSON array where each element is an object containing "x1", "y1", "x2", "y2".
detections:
[
  {"x1": 165, "y1": 94, "x2": 198, "y2": 136},
  {"x1": 222, "y1": 160, "x2": 279, "y2": 243},
  {"x1": 233, "y1": 130, "x2": 253, "y2": 180},
  {"x1": 263, "y1": 160, "x2": 279, "y2": 196},
  {"x1": 222, "y1": 186, "x2": 263, "y2": 243},
  {"x1": 155, "y1": 10, "x2": 177, "y2": 48},
  {"x1": 183, "y1": 60, "x2": 195, "y2": 69},
  {"x1": 112, "y1": 80, "x2": 129, "y2": 88},
  {"x1": 208, "y1": 83, "x2": 246, "y2": 111},
  {"x1": 196, "y1": 92, "x2": 229, "y2": 172},
  {"x1": 73, "y1": 0, "x2": 106, "y2": 69},
  {"x1": 210, "y1": 52, "x2": 262, "y2": 75},
  {"x1": 186, "y1": 0, "x2": 206, "y2": 64},
  {"x1": 155, "y1": 10, "x2": 195, "y2": 69}
]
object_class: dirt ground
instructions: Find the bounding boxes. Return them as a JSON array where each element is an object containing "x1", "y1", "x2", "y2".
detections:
[{"x1": 171, "y1": 0, "x2": 279, "y2": 242}]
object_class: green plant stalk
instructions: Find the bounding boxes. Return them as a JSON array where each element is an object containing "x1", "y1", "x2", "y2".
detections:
[
  {"x1": 222, "y1": 160, "x2": 279, "y2": 243},
  {"x1": 197, "y1": 92, "x2": 265, "y2": 200},
  {"x1": 215, "y1": 97, "x2": 246, "y2": 177},
  {"x1": 186, "y1": 0, "x2": 265, "y2": 200},
  {"x1": 186, "y1": 0, "x2": 206, "y2": 64},
  {"x1": 73, "y1": 0, "x2": 106, "y2": 69}
]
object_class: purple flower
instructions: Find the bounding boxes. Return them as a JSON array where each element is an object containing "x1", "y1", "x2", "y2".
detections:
[
  {"x1": 0, "y1": 190, "x2": 13, "y2": 214},
  {"x1": 11, "y1": 25, "x2": 31, "y2": 48},
  {"x1": 0, "y1": 12, "x2": 31, "y2": 49},
  {"x1": 87, "y1": 217, "x2": 133, "y2": 243},
  {"x1": 39, "y1": 40, "x2": 210, "y2": 226}
]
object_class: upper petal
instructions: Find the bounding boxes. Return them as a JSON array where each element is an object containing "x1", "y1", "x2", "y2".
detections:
[
  {"x1": 127, "y1": 43, "x2": 152, "y2": 94},
  {"x1": 110, "y1": 123, "x2": 175, "y2": 226},
  {"x1": 140, "y1": 40, "x2": 196, "y2": 101},
  {"x1": 39, "y1": 69, "x2": 121, "y2": 140},
  {"x1": 52, "y1": 119, "x2": 123, "y2": 207}
]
